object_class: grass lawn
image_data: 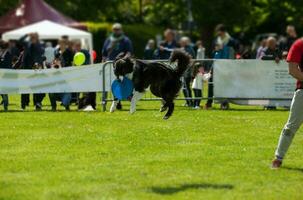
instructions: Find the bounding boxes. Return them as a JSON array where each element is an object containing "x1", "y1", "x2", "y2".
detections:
[{"x1": 1, "y1": 95, "x2": 303, "y2": 200}]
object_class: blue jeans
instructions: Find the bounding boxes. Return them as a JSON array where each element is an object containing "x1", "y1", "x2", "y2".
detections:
[
  {"x1": 49, "y1": 93, "x2": 71, "y2": 110},
  {"x1": 1, "y1": 94, "x2": 8, "y2": 110}
]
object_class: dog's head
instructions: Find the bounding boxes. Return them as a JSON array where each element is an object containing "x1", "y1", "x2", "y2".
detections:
[
  {"x1": 114, "y1": 53, "x2": 134, "y2": 76},
  {"x1": 169, "y1": 49, "x2": 191, "y2": 64}
]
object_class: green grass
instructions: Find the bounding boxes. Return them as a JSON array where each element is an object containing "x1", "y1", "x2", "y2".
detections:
[{"x1": 1, "y1": 95, "x2": 303, "y2": 200}]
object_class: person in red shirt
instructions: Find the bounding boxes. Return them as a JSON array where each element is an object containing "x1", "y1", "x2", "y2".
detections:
[{"x1": 272, "y1": 38, "x2": 303, "y2": 169}]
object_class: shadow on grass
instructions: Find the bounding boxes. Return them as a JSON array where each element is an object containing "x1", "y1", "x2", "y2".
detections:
[
  {"x1": 283, "y1": 166, "x2": 303, "y2": 173},
  {"x1": 150, "y1": 183, "x2": 234, "y2": 195}
]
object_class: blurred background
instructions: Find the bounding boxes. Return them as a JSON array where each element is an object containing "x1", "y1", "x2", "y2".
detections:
[{"x1": 1, "y1": 0, "x2": 301, "y2": 58}]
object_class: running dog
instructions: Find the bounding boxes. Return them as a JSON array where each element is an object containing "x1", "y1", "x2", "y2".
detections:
[{"x1": 111, "y1": 50, "x2": 191, "y2": 119}]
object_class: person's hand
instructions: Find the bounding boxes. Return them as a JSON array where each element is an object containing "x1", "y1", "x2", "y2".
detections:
[{"x1": 282, "y1": 51, "x2": 288, "y2": 59}]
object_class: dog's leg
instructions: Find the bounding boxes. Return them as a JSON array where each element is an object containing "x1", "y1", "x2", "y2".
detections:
[
  {"x1": 130, "y1": 91, "x2": 144, "y2": 114},
  {"x1": 163, "y1": 102, "x2": 175, "y2": 120},
  {"x1": 110, "y1": 100, "x2": 118, "y2": 113},
  {"x1": 160, "y1": 99, "x2": 168, "y2": 112}
]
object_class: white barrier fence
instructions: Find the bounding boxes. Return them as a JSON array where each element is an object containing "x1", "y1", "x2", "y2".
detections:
[
  {"x1": 0, "y1": 64, "x2": 106, "y2": 94},
  {"x1": 0, "y1": 60, "x2": 296, "y2": 108},
  {"x1": 213, "y1": 60, "x2": 295, "y2": 106}
]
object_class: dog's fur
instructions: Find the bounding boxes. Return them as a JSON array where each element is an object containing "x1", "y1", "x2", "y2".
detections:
[
  {"x1": 78, "y1": 92, "x2": 97, "y2": 110},
  {"x1": 112, "y1": 50, "x2": 190, "y2": 119}
]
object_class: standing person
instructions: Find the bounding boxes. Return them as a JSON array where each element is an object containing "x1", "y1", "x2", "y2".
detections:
[
  {"x1": 48, "y1": 39, "x2": 74, "y2": 111},
  {"x1": 192, "y1": 63, "x2": 211, "y2": 109},
  {"x1": 19, "y1": 33, "x2": 45, "y2": 111},
  {"x1": 154, "y1": 29, "x2": 177, "y2": 59},
  {"x1": 260, "y1": 37, "x2": 282, "y2": 62},
  {"x1": 256, "y1": 37, "x2": 267, "y2": 59},
  {"x1": 272, "y1": 38, "x2": 303, "y2": 169},
  {"x1": 73, "y1": 40, "x2": 96, "y2": 110},
  {"x1": 44, "y1": 42, "x2": 55, "y2": 68},
  {"x1": 102, "y1": 23, "x2": 133, "y2": 111},
  {"x1": 0, "y1": 40, "x2": 12, "y2": 111},
  {"x1": 102, "y1": 23, "x2": 133, "y2": 61},
  {"x1": 260, "y1": 37, "x2": 282, "y2": 110},
  {"x1": 213, "y1": 24, "x2": 237, "y2": 59},
  {"x1": 180, "y1": 36, "x2": 195, "y2": 107},
  {"x1": 143, "y1": 39, "x2": 156, "y2": 60},
  {"x1": 54, "y1": 39, "x2": 74, "y2": 67},
  {"x1": 205, "y1": 24, "x2": 237, "y2": 110},
  {"x1": 281, "y1": 25, "x2": 298, "y2": 55},
  {"x1": 196, "y1": 40, "x2": 206, "y2": 60}
]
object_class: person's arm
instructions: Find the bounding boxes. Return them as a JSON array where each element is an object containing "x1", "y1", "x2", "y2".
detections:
[
  {"x1": 125, "y1": 38, "x2": 133, "y2": 55},
  {"x1": 288, "y1": 62, "x2": 303, "y2": 81},
  {"x1": 101, "y1": 39, "x2": 109, "y2": 61},
  {"x1": 18, "y1": 34, "x2": 29, "y2": 46},
  {"x1": 202, "y1": 73, "x2": 211, "y2": 81}
]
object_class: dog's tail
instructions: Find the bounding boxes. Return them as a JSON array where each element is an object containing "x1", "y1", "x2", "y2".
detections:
[{"x1": 170, "y1": 49, "x2": 191, "y2": 77}]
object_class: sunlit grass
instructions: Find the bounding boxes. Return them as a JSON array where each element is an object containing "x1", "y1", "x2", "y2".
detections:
[{"x1": 0, "y1": 95, "x2": 302, "y2": 200}]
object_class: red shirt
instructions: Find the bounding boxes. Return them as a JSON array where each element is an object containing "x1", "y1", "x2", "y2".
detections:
[{"x1": 287, "y1": 38, "x2": 303, "y2": 89}]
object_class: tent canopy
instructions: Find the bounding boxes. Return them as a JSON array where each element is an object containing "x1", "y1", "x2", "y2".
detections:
[
  {"x1": 0, "y1": 0, "x2": 86, "y2": 34},
  {"x1": 2, "y1": 20, "x2": 93, "y2": 51}
]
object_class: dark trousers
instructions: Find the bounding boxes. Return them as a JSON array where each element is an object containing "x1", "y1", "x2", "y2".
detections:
[
  {"x1": 21, "y1": 94, "x2": 45, "y2": 108},
  {"x1": 1, "y1": 94, "x2": 8, "y2": 110},
  {"x1": 206, "y1": 75, "x2": 213, "y2": 107},
  {"x1": 49, "y1": 93, "x2": 71, "y2": 109},
  {"x1": 183, "y1": 76, "x2": 193, "y2": 106},
  {"x1": 193, "y1": 89, "x2": 202, "y2": 107},
  {"x1": 33, "y1": 94, "x2": 45, "y2": 105}
]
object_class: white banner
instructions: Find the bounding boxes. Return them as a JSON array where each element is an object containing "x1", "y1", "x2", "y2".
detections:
[
  {"x1": 0, "y1": 64, "x2": 114, "y2": 94},
  {"x1": 213, "y1": 60, "x2": 296, "y2": 106}
]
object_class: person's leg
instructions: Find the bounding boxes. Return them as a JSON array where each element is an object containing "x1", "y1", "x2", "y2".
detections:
[
  {"x1": 61, "y1": 93, "x2": 72, "y2": 110},
  {"x1": 1, "y1": 94, "x2": 8, "y2": 111},
  {"x1": 186, "y1": 77, "x2": 193, "y2": 106},
  {"x1": 21, "y1": 94, "x2": 29, "y2": 109},
  {"x1": 275, "y1": 90, "x2": 303, "y2": 161},
  {"x1": 182, "y1": 76, "x2": 193, "y2": 106},
  {"x1": 206, "y1": 76, "x2": 213, "y2": 108},
  {"x1": 34, "y1": 93, "x2": 45, "y2": 110},
  {"x1": 49, "y1": 93, "x2": 57, "y2": 111},
  {"x1": 194, "y1": 89, "x2": 202, "y2": 107}
]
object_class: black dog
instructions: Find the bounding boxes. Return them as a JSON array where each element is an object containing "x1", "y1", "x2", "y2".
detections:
[{"x1": 112, "y1": 50, "x2": 190, "y2": 119}]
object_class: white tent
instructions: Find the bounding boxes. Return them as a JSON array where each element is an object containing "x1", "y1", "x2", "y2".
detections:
[{"x1": 2, "y1": 20, "x2": 93, "y2": 54}]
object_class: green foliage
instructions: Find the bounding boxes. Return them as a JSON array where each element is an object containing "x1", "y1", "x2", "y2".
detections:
[
  {"x1": 143, "y1": 0, "x2": 187, "y2": 28},
  {"x1": 1, "y1": 96, "x2": 303, "y2": 199},
  {"x1": 123, "y1": 24, "x2": 163, "y2": 58},
  {"x1": 2, "y1": 0, "x2": 303, "y2": 55},
  {"x1": 1, "y1": 0, "x2": 303, "y2": 35},
  {"x1": 86, "y1": 22, "x2": 162, "y2": 58},
  {"x1": 0, "y1": 0, "x2": 19, "y2": 17}
]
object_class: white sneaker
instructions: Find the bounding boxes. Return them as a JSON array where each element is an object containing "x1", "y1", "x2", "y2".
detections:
[
  {"x1": 83, "y1": 105, "x2": 95, "y2": 112},
  {"x1": 194, "y1": 106, "x2": 201, "y2": 110},
  {"x1": 110, "y1": 101, "x2": 118, "y2": 113}
]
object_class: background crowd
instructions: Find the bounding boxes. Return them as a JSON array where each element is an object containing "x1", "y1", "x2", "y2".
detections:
[{"x1": 0, "y1": 22, "x2": 298, "y2": 111}]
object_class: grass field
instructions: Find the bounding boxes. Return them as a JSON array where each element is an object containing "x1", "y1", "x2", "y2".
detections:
[{"x1": 1, "y1": 96, "x2": 303, "y2": 200}]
